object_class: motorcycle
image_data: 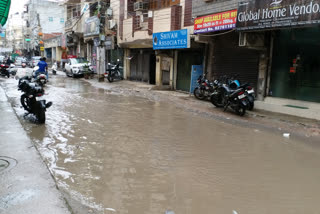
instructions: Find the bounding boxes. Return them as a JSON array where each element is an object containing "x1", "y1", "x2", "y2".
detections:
[
  {"x1": 226, "y1": 75, "x2": 255, "y2": 111},
  {"x1": 210, "y1": 76, "x2": 248, "y2": 116},
  {"x1": 18, "y1": 77, "x2": 52, "y2": 123},
  {"x1": 33, "y1": 66, "x2": 47, "y2": 86},
  {"x1": 105, "y1": 59, "x2": 123, "y2": 83},
  {"x1": 193, "y1": 75, "x2": 217, "y2": 100},
  {"x1": 0, "y1": 64, "x2": 10, "y2": 78}
]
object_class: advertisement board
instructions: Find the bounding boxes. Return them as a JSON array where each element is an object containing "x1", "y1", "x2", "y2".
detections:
[
  {"x1": 194, "y1": 10, "x2": 237, "y2": 34},
  {"x1": 84, "y1": 16, "x2": 100, "y2": 37},
  {"x1": 153, "y1": 29, "x2": 190, "y2": 50},
  {"x1": 237, "y1": 0, "x2": 320, "y2": 31}
]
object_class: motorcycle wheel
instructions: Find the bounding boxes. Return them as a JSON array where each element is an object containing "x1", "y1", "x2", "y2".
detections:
[
  {"x1": 20, "y1": 95, "x2": 32, "y2": 112},
  {"x1": 107, "y1": 76, "x2": 114, "y2": 83},
  {"x1": 36, "y1": 108, "x2": 46, "y2": 124},
  {"x1": 248, "y1": 101, "x2": 254, "y2": 111},
  {"x1": 236, "y1": 106, "x2": 246, "y2": 116},
  {"x1": 193, "y1": 87, "x2": 205, "y2": 100},
  {"x1": 210, "y1": 90, "x2": 225, "y2": 108}
]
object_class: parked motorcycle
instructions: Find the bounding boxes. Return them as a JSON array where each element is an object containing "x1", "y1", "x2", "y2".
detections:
[
  {"x1": 226, "y1": 75, "x2": 255, "y2": 110},
  {"x1": 210, "y1": 76, "x2": 248, "y2": 116},
  {"x1": 18, "y1": 77, "x2": 52, "y2": 123},
  {"x1": 105, "y1": 59, "x2": 123, "y2": 83},
  {"x1": 193, "y1": 75, "x2": 217, "y2": 100},
  {"x1": 0, "y1": 64, "x2": 10, "y2": 78}
]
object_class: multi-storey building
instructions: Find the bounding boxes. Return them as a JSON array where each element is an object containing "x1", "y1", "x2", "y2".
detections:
[{"x1": 23, "y1": 0, "x2": 65, "y2": 58}]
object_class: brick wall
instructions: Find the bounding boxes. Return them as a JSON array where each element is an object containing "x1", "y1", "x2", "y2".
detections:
[
  {"x1": 148, "y1": 17, "x2": 153, "y2": 35},
  {"x1": 184, "y1": 0, "x2": 193, "y2": 27},
  {"x1": 171, "y1": 5, "x2": 182, "y2": 31}
]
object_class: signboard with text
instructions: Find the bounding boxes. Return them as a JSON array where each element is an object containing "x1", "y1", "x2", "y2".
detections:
[
  {"x1": 153, "y1": 29, "x2": 190, "y2": 50},
  {"x1": 84, "y1": 16, "x2": 100, "y2": 37},
  {"x1": 194, "y1": 10, "x2": 237, "y2": 34},
  {"x1": 237, "y1": 0, "x2": 320, "y2": 31}
]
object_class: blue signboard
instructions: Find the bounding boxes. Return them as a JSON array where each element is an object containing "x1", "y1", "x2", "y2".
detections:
[
  {"x1": 190, "y1": 65, "x2": 203, "y2": 93},
  {"x1": 153, "y1": 29, "x2": 190, "y2": 50}
]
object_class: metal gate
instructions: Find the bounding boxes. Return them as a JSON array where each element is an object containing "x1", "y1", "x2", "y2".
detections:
[{"x1": 212, "y1": 32, "x2": 260, "y2": 89}]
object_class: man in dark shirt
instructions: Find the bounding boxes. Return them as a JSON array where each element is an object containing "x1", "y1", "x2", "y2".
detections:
[{"x1": 36, "y1": 57, "x2": 48, "y2": 80}]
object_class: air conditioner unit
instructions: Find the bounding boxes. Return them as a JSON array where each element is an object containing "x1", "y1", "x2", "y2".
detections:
[
  {"x1": 134, "y1": 2, "x2": 148, "y2": 11},
  {"x1": 108, "y1": 20, "x2": 116, "y2": 30},
  {"x1": 106, "y1": 8, "x2": 113, "y2": 17},
  {"x1": 239, "y1": 32, "x2": 265, "y2": 48}
]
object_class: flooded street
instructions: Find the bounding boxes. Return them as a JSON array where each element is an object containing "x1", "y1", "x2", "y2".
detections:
[{"x1": 1, "y1": 73, "x2": 320, "y2": 214}]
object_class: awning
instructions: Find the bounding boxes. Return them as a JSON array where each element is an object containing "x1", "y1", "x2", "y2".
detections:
[{"x1": 0, "y1": 0, "x2": 11, "y2": 26}]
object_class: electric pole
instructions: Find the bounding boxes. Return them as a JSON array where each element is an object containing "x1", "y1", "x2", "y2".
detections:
[{"x1": 97, "y1": 0, "x2": 106, "y2": 82}]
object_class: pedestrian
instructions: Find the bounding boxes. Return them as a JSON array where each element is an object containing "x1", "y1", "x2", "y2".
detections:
[{"x1": 36, "y1": 57, "x2": 48, "y2": 81}]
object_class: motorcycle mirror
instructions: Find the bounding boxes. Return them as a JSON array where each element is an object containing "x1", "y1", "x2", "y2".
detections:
[
  {"x1": 117, "y1": 59, "x2": 120, "y2": 62},
  {"x1": 108, "y1": 63, "x2": 111, "y2": 65}
]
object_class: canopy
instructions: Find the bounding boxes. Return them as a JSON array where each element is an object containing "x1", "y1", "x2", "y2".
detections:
[{"x1": 0, "y1": 0, "x2": 10, "y2": 26}]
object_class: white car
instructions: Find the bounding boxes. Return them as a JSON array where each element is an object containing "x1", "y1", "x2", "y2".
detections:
[{"x1": 64, "y1": 58, "x2": 92, "y2": 78}]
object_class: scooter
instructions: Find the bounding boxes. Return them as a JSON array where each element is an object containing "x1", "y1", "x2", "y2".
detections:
[
  {"x1": 51, "y1": 62, "x2": 57, "y2": 75},
  {"x1": 33, "y1": 66, "x2": 47, "y2": 87}
]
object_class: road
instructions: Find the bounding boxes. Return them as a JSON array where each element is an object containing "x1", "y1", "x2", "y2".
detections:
[{"x1": 1, "y1": 71, "x2": 320, "y2": 214}]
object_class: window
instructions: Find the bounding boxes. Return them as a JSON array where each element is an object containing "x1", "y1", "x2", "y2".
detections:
[
  {"x1": 72, "y1": 5, "x2": 81, "y2": 18},
  {"x1": 49, "y1": 17, "x2": 53, "y2": 22},
  {"x1": 60, "y1": 18, "x2": 64, "y2": 23}
]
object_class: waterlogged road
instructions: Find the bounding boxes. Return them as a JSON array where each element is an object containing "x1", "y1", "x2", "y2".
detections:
[{"x1": 1, "y1": 73, "x2": 320, "y2": 214}]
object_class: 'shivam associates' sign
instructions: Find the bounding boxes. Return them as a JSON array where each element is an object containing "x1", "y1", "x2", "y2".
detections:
[
  {"x1": 153, "y1": 29, "x2": 190, "y2": 50},
  {"x1": 237, "y1": 0, "x2": 320, "y2": 30}
]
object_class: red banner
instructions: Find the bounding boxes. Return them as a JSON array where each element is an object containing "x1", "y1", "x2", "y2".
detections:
[{"x1": 194, "y1": 10, "x2": 237, "y2": 34}]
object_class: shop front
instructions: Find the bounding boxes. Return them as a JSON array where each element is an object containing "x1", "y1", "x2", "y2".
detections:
[
  {"x1": 237, "y1": 0, "x2": 320, "y2": 103},
  {"x1": 195, "y1": 9, "x2": 261, "y2": 92},
  {"x1": 153, "y1": 29, "x2": 198, "y2": 91}
]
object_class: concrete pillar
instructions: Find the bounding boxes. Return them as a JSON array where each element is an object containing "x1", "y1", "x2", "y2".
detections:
[
  {"x1": 155, "y1": 55, "x2": 162, "y2": 86},
  {"x1": 256, "y1": 52, "x2": 269, "y2": 101},
  {"x1": 87, "y1": 43, "x2": 91, "y2": 62},
  {"x1": 169, "y1": 57, "x2": 174, "y2": 88},
  {"x1": 206, "y1": 41, "x2": 214, "y2": 80},
  {"x1": 173, "y1": 50, "x2": 178, "y2": 90},
  {"x1": 123, "y1": 49, "x2": 130, "y2": 79}
]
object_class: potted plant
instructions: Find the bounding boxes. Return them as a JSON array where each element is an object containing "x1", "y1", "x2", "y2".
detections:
[{"x1": 83, "y1": 64, "x2": 90, "y2": 79}]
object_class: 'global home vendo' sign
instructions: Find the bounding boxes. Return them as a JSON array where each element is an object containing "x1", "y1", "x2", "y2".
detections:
[{"x1": 237, "y1": 0, "x2": 320, "y2": 30}]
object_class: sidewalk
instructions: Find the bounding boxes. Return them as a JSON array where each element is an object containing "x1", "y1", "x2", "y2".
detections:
[{"x1": 0, "y1": 86, "x2": 71, "y2": 214}]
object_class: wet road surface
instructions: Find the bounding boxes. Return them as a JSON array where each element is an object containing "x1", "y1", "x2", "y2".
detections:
[{"x1": 1, "y1": 72, "x2": 320, "y2": 214}]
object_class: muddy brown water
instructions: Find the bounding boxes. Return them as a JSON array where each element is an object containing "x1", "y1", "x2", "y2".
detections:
[{"x1": 2, "y1": 74, "x2": 320, "y2": 214}]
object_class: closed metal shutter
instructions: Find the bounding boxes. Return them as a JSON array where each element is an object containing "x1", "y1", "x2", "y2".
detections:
[
  {"x1": 212, "y1": 32, "x2": 260, "y2": 89},
  {"x1": 130, "y1": 49, "x2": 152, "y2": 82}
]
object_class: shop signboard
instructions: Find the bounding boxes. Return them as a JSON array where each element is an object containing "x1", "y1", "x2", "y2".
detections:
[
  {"x1": 105, "y1": 36, "x2": 114, "y2": 50},
  {"x1": 190, "y1": 65, "x2": 203, "y2": 94},
  {"x1": 84, "y1": 16, "x2": 100, "y2": 37},
  {"x1": 194, "y1": 10, "x2": 237, "y2": 34},
  {"x1": 237, "y1": 0, "x2": 320, "y2": 31},
  {"x1": 153, "y1": 29, "x2": 190, "y2": 50}
]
